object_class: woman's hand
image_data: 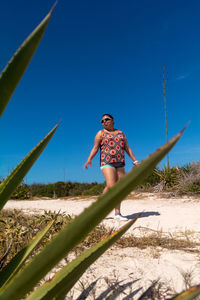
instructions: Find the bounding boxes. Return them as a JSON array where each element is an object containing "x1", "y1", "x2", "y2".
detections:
[
  {"x1": 83, "y1": 160, "x2": 91, "y2": 169},
  {"x1": 84, "y1": 131, "x2": 102, "y2": 170},
  {"x1": 133, "y1": 160, "x2": 139, "y2": 166}
]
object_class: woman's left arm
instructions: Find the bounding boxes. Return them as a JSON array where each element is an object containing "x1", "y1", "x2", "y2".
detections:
[{"x1": 124, "y1": 135, "x2": 139, "y2": 166}]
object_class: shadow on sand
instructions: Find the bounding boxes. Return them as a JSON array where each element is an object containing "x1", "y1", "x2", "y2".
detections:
[
  {"x1": 77, "y1": 278, "x2": 142, "y2": 300},
  {"x1": 105, "y1": 211, "x2": 160, "y2": 220},
  {"x1": 125, "y1": 211, "x2": 160, "y2": 219}
]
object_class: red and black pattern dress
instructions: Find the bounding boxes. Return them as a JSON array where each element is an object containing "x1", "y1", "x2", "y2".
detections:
[{"x1": 100, "y1": 130, "x2": 126, "y2": 168}]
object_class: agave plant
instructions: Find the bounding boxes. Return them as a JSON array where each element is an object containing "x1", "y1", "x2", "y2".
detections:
[{"x1": 0, "y1": 4, "x2": 197, "y2": 300}]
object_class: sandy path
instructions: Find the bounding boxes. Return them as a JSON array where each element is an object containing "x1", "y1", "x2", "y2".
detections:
[
  {"x1": 4, "y1": 193, "x2": 200, "y2": 299},
  {"x1": 4, "y1": 194, "x2": 200, "y2": 233}
]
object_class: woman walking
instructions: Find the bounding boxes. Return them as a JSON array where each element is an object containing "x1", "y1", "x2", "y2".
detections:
[{"x1": 84, "y1": 114, "x2": 139, "y2": 220}]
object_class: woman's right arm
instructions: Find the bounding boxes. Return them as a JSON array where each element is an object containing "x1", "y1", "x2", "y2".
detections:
[{"x1": 83, "y1": 131, "x2": 102, "y2": 169}]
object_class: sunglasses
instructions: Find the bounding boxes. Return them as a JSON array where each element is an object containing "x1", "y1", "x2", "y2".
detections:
[{"x1": 101, "y1": 118, "x2": 112, "y2": 124}]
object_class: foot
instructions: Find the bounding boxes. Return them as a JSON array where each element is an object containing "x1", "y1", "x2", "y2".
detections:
[{"x1": 114, "y1": 213, "x2": 128, "y2": 221}]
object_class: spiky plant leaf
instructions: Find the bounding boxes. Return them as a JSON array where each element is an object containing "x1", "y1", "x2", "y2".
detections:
[
  {"x1": 27, "y1": 215, "x2": 139, "y2": 300},
  {"x1": 0, "y1": 240, "x2": 12, "y2": 271},
  {"x1": 0, "y1": 4, "x2": 55, "y2": 117},
  {"x1": 170, "y1": 285, "x2": 200, "y2": 300},
  {"x1": 0, "y1": 124, "x2": 58, "y2": 210},
  {"x1": 0, "y1": 127, "x2": 185, "y2": 300},
  {"x1": 0, "y1": 217, "x2": 56, "y2": 288}
]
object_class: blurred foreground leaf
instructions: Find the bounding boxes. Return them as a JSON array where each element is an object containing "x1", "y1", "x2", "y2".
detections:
[
  {"x1": 0, "y1": 123, "x2": 58, "y2": 210},
  {"x1": 0, "y1": 127, "x2": 185, "y2": 300},
  {"x1": 171, "y1": 285, "x2": 200, "y2": 300},
  {"x1": 27, "y1": 216, "x2": 139, "y2": 300},
  {"x1": 0, "y1": 218, "x2": 55, "y2": 288},
  {"x1": 0, "y1": 4, "x2": 55, "y2": 117}
]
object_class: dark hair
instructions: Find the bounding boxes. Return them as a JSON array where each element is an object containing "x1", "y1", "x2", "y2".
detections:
[{"x1": 101, "y1": 114, "x2": 113, "y2": 120}]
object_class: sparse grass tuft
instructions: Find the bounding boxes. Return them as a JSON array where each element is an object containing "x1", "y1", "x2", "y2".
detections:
[
  {"x1": 116, "y1": 232, "x2": 199, "y2": 252},
  {"x1": 175, "y1": 161, "x2": 200, "y2": 194},
  {"x1": 180, "y1": 268, "x2": 194, "y2": 290}
]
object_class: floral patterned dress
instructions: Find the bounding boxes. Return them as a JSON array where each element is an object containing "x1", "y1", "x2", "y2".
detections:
[{"x1": 100, "y1": 130, "x2": 126, "y2": 167}]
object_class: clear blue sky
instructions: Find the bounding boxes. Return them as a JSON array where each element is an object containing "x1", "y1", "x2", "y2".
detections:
[{"x1": 0, "y1": 0, "x2": 200, "y2": 184}]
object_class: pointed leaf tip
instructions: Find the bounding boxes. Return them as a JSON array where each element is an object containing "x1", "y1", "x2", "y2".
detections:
[
  {"x1": 111, "y1": 214, "x2": 140, "y2": 237},
  {"x1": 179, "y1": 122, "x2": 190, "y2": 135},
  {"x1": 50, "y1": 1, "x2": 58, "y2": 14},
  {"x1": 0, "y1": 5, "x2": 56, "y2": 117}
]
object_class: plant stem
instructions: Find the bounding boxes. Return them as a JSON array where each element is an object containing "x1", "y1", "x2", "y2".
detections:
[{"x1": 162, "y1": 64, "x2": 169, "y2": 169}]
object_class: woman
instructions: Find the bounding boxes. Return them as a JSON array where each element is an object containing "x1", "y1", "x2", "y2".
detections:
[{"x1": 84, "y1": 114, "x2": 139, "y2": 220}]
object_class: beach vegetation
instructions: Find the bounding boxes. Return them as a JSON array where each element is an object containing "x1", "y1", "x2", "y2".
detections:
[
  {"x1": 1, "y1": 210, "x2": 198, "y2": 263},
  {"x1": 6, "y1": 161, "x2": 200, "y2": 199}
]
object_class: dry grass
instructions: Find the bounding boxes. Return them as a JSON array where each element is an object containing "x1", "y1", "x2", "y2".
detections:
[
  {"x1": 0, "y1": 210, "x2": 107, "y2": 263},
  {"x1": 1, "y1": 209, "x2": 199, "y2": 269},
  {"x1": 116, "y1": 232, "x2": 199, "y2": 253}
]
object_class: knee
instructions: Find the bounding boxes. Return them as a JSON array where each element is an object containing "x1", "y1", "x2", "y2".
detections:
[
  {"x1": 105, "y1": 183, "x2": 115, "y2": 190},
  {"x1": 103, "y1": 184, "x2": 114, "y2": 194},
  {"x1": 103, "y1": 186, "x2": 109, "y2": 194}
]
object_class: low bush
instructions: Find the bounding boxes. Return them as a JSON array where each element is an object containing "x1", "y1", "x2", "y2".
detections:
[
  {"x1": 10, "y1": 182, "x2": 30, "y2": 200},
  {"x1": 139, "y1": 162, "x2": 200, "y2": 195},
  {"x1": 7, "y1": 162, "x2": 200, "y2": 199},
  {"x1": 82, "y1": 182, "x2": 106, "y2": 196},
  {"x1": 172, "y1": 162, "x2": 200, "y2": 195}
]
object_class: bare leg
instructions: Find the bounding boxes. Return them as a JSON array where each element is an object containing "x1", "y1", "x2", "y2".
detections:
[
  {"x1": 115, "y1": 168, "x2": 126, "y2": 214},
  {"x1": 102, "y1": 186, "x2": 109, "y2": 194},
  {"x1": 102, "y1": 167, "x2": 118, "y2": 192},
  {"x1": 101, "y1": 167, "x2": 125, "y2": 214}
]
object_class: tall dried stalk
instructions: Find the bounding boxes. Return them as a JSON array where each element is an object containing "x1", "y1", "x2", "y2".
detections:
[{"x1": 162, "y1": 64, "x2": 169, "y2": 169}]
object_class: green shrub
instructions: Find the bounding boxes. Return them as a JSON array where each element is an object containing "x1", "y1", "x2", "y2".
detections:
[
  {"x1": 29, "y1": 181, "x2": 99, "y2": 198},
  {"x1": 187, "y1": 181, "x2": 200, "y2": 193},
  {"x1": 68, "y1": 182, "x2": 97, "y2": 196},
  {"x1": 139, "y1": 168, "x2": 161, "y2": 190},
  {"x1": 10, "y1": 182, "x2": 31, "y2": 200},
  {"x1": 82, "y1": 182, "x2": 105, "y2": 196},
  {"x1": 155, "y1": 165, "x2": 180, "y2": 189}
]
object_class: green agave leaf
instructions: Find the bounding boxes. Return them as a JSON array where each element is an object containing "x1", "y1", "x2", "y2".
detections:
[
  {"x1": 0, "y1": 4, "x2": 56, "y2": 117},
  {"x1": 0, "y1": 217, "x2": 55, "y2": 289},
  {"x1": 0, "y1": 127, "x2": 185, "y2": 300},
  {"x1": 0, "y1": 123, "x2": 58, "y2": 210},
  {"x1": 0, "y1": 240, "x2": 12, "y2": 271},
  {"x1": 170, "y1": 285, "x2": 200, "y2": 300},
  {"x1": 27, "y1": 216, "x2": 139, "y2": 300}
]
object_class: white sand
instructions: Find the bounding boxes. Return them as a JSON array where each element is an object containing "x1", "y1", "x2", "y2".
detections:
[{"x1": 4, "y1": 193, "x2": 200, "y2": 299}]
